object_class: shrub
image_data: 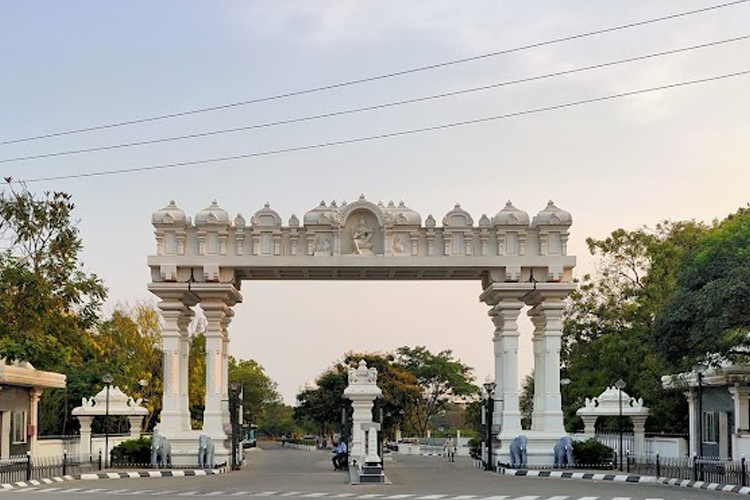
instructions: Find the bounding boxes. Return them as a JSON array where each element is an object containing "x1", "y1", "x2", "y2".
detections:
[
  {"x1": 572, "y1": 438, "x2": 614, "y2": 465},
  {"x1": 111, "y1": 436, "x2": 152, "y2": 464}
]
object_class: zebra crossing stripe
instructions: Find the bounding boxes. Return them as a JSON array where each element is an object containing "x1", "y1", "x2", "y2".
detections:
[
  {"x1": 384, "y1": 495, "x2": 415, "y2": 499},
  {"x1": 302, "y1": 494, "x2": 328, "y2": 497},
  {"x1": 281, "y1": 491, "x2": 303, "y2": 496},
  {"x1": 357, "y1": 495, "x2": 385, "y2": 498},
  {"x1": 453, "y1": 495, "x2": 477, "y2": 499},
  {"x1": 417, "y1": 495, "x2": 447, "y2": 499},
  {"x1": 203, "y1": 492, "x2": 226, "y2": 496},
  {"x1": 331, "y1": 493, "x2": 356, "y2": 497},
  {"x1": 481, "y1": 496, "x2": 508, "y2": 500}
]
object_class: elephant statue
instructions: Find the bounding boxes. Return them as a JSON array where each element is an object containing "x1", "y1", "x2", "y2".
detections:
[
  {"x1": 198, "y1": 434, "x2": 215, "y2": 468},
  {"x1": 151, "y1": 433, "x2": 172, "y2": 468},
  {"x1": 509, "y1": 435, "x2": 528, "y2": 468},
  {"x1": 553, "y1": 435, "x2": 574, "y2": 468}
]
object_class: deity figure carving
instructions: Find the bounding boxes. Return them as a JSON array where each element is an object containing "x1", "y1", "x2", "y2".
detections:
[
  {"x1": 351, "y1": 216, "x2": 374, "y2": 255},
  {"x1": 392, "y1": 236, "x2": 408, "y2": 255},
  {"x1": 314, "y1": 235, "x2": 332, "y2": 254}
]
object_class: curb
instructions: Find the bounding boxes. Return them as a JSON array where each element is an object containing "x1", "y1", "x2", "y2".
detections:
[
  {"x1": 501, "y1": 468, "x2": 750, "y2": 495},
  {"x1": 0, "y1": 467, "x2": 227, "y2": 490}
]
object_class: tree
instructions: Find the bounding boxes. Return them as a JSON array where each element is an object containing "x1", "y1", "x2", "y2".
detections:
[
  {"x1": 294, "y1": 369, "x2": 348, "y2": 439},
  {"x1": 519, "y1": 373, "x2": 534, "y2": 430},
  {"x1": 0, "y1": 183, "x2": 106, "y2": 368},
  {"x1": 259, "y1": 401, "x2": 295, "y2": 437},
  {"x1": 228, "y1": 356, "x2": 282, "y2": 431},
  {"x1": 655, "y1": 207, "x2": 750, "y2": 366},
  {"x1": 394, "y1": 346, "x2": 478, "y2": 437},
  {"x1": 562, "y1": 222, "x2": 706, "y2": 434}
]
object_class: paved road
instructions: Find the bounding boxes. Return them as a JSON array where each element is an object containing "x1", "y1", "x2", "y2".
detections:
[{"x1": 2, "y1": 443, "x2": 745, "y2": 499}]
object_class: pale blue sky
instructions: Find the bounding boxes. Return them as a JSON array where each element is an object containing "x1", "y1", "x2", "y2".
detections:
[{"x1": 2, "y1": 1, "x2": 749, "y2": 403}]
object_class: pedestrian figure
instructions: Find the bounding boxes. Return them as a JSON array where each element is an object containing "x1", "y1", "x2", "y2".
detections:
[
  {"x1": 332, "y1": 440, "x2": 348, "y2": 470},
  {"x1": 444, "y1": 438, "x2": 456, "y2": 462}
]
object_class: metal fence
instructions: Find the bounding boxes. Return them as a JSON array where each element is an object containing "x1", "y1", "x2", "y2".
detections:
[
  {"x1": 0, "y1": 452, "x2": 102, "y2": 484},
  {"x1": 626, "y1": 454, "x2": 750, "y2": 486}
]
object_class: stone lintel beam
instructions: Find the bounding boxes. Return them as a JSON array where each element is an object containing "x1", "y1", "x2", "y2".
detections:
[
  {"x1": 521, "y1": 283, "x2": 577, "y2": 306},
  {"x1": 149, "y1": 282, "x2": 243, "y2": 307},
  {"x1": 479, "y1": 281, "x2": 535, "y2": 305}
]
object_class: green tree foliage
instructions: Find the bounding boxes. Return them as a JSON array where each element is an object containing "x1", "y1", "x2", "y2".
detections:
[
  {"x1": 655, "y1": 207, "x2": 750, "y2": 366},
  {"x1": 394, "y1": 346, "x2": 478, "y2": 437},
  {"x1": 519, "y1": 373, "x2": 534, "y2": 430},
  {"x1": 259, "y1": 401, "x2": 295, "y2": 437},
  {"x1": 188, "y1": 319, "x2": 207, "y2": 429},
  {"x1": 563, "y1": 222, "x2": 707, "y2": 434},
  {"x1": 228, "y1": 356, "x2": 282, "y2": 431},
  {"x1": 0, "y1": 184, "x2": 106, "y2": 367},
  {"x1": 294, "y1": 369, "x2": 348, "y2": 438}
]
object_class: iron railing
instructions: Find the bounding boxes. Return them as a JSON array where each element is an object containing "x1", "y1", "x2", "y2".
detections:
[
  {"x1": 0, "y1": 452, "x2": 102, "y2": 484},
  {"x1": 626, "y1": 453, "x2": 750, "y2": 486}
]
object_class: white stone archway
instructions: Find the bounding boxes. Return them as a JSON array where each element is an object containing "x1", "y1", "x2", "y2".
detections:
[
  {"x1": 576, "y1": 386, "x2": 650, "y2": 456},
  {"x1": 147, "y1": 196, "x2": 577, "y2": 465}
]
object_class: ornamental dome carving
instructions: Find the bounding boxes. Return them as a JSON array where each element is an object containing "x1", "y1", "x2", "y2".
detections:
[
  {"x1": 478, "y1": 214, "x2": 491, "y2": 227},
  {"x1": 234, "y1": 214, "x2": 246, "y2": 227},
  {"x1": 195, "y1": 200, "x2": 230, "y2": 227},
  {"x1": 532, "y1": 200, "x2": 572, "y2": 227},
  {"x1": 425, "y1": 215, "x2": 436, "y2": 228},
  {"x1": 493, "y1": 201, "x2": 530, "y2": 226},
  {"x1": 383, "y1": 200, "x2": 421, "y2": 226},
  {"x1": 152, "y1": 200, "x2": 188, "y2": 226},
  {"x1": 289, "y1": 214, "x2": 300, "y2": 227},
  {"x1": 251, "y1": 202, "x2": 282, "y2": 227},
  {"x1": 303, "y1": 200, "x2": 339, "y2": 226},
  {"x1": 442, "y1": 203, "x2": 474, "y2": 227}
]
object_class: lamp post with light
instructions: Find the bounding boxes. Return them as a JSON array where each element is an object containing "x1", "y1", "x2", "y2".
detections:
[
  {"x1": 615, "y1": 378, "x2": 626, "y2": 471},
  {"x1": 102, "y1": 373, "x2": 113, "y2": 468},
  {"x1": 483, "y1": 381, "x2": 497, "y2": 471}
]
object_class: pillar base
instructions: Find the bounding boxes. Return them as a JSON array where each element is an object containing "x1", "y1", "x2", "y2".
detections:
[
  {"x1": 156, "y1": 430, "x2": 230, "y2": 467},
  {"x1": 493, "y1": 431, "x2": 572, "y2": 468}
]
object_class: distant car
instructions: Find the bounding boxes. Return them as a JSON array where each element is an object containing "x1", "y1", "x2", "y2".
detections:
[{"x1": 242, "y1": 439, "x2": 257, "y2": 449}]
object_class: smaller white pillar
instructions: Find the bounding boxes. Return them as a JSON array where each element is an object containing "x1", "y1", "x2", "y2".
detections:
[
  {"x1": 581, "y1": 416, "x2": 597, "y2": 437},
  {"x1": 343, "y1": 360, "x2": 382, "y2": 465},
  {"x1": 632, "y1": 416, "x2": 647, "y2": 456},
  {"x1": 28, "y1": 388, "x2": 42, "y2": 456}
]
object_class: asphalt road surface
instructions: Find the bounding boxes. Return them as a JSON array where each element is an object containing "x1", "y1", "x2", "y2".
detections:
[{"x1": 2, "y1": 442, "x2": 744, "y2": 500}]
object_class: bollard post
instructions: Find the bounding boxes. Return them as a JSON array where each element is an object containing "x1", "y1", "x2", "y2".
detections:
[
  {"x1": 63, "y1": 450, "x2": 67, "y2": 476},
  {"x1": 26, "y1": 451, "x2": 32, "y2": 481},
  {"x1": 98, "y1": 449, "x2": 102, "y2": 471},
  {"x1": 626, "y1": 452, "x2": 630, "y2": 474},
  {"x1": 742, "y1": 455, "x2": 747, "y2": 487},
  {"x1": 656, "y1": 451, "x2": 660, "y2": 478}
]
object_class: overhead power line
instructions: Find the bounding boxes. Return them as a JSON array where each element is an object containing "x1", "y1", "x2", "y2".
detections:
[
  {"x1": 18, "y1": 68, "x2": 750, "y2": 185},
  {"x1": 3, "y1": 34, "x2": 748, "y2": 165},
  {"x1": 1, "y1": 0, "x2": 748, "y2": 147}
]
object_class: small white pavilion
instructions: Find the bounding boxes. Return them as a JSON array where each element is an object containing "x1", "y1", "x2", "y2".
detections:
[{"x1": 577, "y1": 385, "x2": 650, "y2": 456}]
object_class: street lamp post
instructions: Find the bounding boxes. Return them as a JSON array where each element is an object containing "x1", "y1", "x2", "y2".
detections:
[
  {"x1": 102, "y1": 373, "x2": 113, "y2": 468},
  {"x1": 483, "y1": 381, "x2": 497, "y2": 471},
  {"x1": 229, "y1": 383, "x2": 242, "y2": 470},
  {"x1": 615, "y1": 378, "x2": 626, "y2": 471}
]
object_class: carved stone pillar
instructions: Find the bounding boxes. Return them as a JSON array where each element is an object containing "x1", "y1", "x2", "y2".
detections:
[
  {"x1": 28, "y1": 388, "x2": 42, "y2": 456},
  {"x1": 177, "y1": 308, "x2": 194, "y2": 432},
  {"x1": 489, "y1": 299, "x2": 524, "y2": 437},
  {"x1": 201, "y1": 299, "x2": 227, "y2": 436},
  {"x1": 581, "y1": 416, "x2": 597, "y2": 437},
  {"x1": 528, "y1": 308, "x2": 547, "y2": 431},
  {"x1": 158, "y1": 299, "x2": 189, "y2": 434},
  {"x1": 632, "y1": 416, "x2": 648, "y2": 456},
  {"x1": 220, "y1": 309, "x2": 234, "y2": 426},
  {"x1": 525, "y1": 289, "x2": 569, "y2": 436},
  {"x1": 77, "y1": 416, "x2": 94, "y2": 457}
]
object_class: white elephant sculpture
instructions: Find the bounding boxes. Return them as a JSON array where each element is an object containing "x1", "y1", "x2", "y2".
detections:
[{"x1": 198, "y1": 434, "x2": 215, "y2": 468}]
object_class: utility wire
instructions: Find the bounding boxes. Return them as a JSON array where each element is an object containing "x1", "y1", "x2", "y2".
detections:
[
  {"x1": 18, "y1": 68, "x2": 750, "y2": 185},
  {"x1": 3, "y1": 34, "x2": 748, "y2": 164},
  {"x1": 2, "y1": 0, "x2": 748, "y2": 147}
]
